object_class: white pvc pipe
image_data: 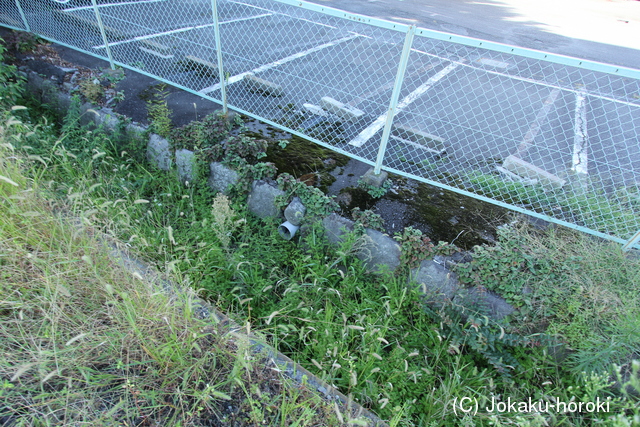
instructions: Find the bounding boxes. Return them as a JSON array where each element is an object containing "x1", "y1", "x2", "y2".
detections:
[{"x1": 278, "y1": 221, "x2": 299, "y2": 240}]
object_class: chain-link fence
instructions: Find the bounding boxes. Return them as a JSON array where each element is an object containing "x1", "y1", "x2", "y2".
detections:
[{"x1": 3, "y1": 0, "x2": 640, "y2": 249}]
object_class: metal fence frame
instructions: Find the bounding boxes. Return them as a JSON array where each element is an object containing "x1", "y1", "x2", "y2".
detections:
[{"x1": 3, "y1": 0, "x2": 640, "y2": 250}]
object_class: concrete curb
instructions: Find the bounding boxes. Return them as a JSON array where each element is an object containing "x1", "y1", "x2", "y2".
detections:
[{"x1": 103, "y1": 234, "x2": 388, "y2": 427}]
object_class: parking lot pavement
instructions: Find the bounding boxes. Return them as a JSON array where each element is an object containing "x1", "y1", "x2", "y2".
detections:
[{"x1": 5, "y1": 0, "x2": 638, "y2": 242}]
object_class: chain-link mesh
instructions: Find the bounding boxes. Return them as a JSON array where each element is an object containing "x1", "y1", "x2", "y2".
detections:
[
  {"x1": 1, "y1": 0, "x2": 28, "y2": 30},
  {"x1": 5, "y1": 0, "x2": 640, "y2": 247},
  {"x1": 382, "y1": 34, "x2": 640, "y2": 243}
]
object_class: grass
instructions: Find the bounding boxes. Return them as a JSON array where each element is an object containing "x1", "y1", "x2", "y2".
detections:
[
  {"x1": 2, "y1": 39, "x2": 639, "y2": 425},
  {"x1": 456, "y1": 221, "x2": 640, "y2": 375},
  {"x1": 0, "y1": 115, "x2": 365, "y2": 425},
  {"x1": 466, "y1": 171, "x2": 640, "y2": 240},
  {"x1": 4, "y1": 101, "x2": 638, "y2": 426}
]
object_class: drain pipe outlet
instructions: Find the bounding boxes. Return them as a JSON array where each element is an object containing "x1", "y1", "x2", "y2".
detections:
[{"x1": 278, "y1": 221, "x2": 299, "y2": 240}]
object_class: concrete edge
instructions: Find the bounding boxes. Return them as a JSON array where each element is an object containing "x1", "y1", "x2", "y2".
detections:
[{"x1": 103, "y1": 235, "x2": 388, "y2": 427}]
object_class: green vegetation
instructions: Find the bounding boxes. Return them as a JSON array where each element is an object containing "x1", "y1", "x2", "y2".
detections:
[
  {"x1": 358, "y1": 176, "x2": 393, "y2": 199},
  {"x1": 352, "y1": 207, "x2": 385, "y2": 232},
  {"x1": 456, "y1": 222, "x2": 640, "y2": 376},
  {"x1": 0, "y1": 131, "x2": 356, "y2": 426},
  {"x1": 1, "y1": 39, "x2": 639, "y2": 426},
  {"x1": 466, "y1": 171, "x2": 640, "y2": 239},
  {"x1": 276, "y1": 172, "x2": 339, "y2": 221},
  {"x1": 146, "y1": 83, "x2": 173, "y2": 138}
]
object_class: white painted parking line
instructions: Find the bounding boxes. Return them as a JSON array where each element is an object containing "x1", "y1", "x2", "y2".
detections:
[
  {"x1": 514, "y1": 88, "x2": 560, "y2": 157},
  {"x1": 199, "y1": 34, "x2": 360, "y2": 94},
  {"x1": 572, "y1": 90, "x2": 589, "y2": 175},
  {"x1": 63, "y1": 0, "x2": 165, "y2": 13},
  {"x1": 348, "y1": 63, "x2": 458, "y2": 148},
  {"x1": 227, "y1": 0, "x2": 338, "y2": 29},
  {"x1": 92, "y1": 13, "x2": 273, "y2": 49},
  {"x1": 347, "y1": 64, "x2": 436, "y2": 107},
  {"x1": 413, "y1": 48, "x2": 640, "y2": 108}
]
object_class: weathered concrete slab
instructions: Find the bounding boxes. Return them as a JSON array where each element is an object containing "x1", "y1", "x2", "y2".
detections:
[
  {"x1": 303, "y1": 103, "x2": 329, "y2": 117},
  {"x1": 320, "y1": 97, "x2": 365, "y2": 122},
  {"x1": 175, "y1": 149, "x2": 195, "y2": 183},
  {"x1": 502, "y1": 155, "x2": 566, "y2": 188},
  {"x1": 358, "y1": 229, "x2": 401, "y2": 273},
  {"x1": 140, "y1": 39, "x2": 172, "y2": 55},
  {"x1": 185, "y1": 55, "x2": 218, "y2": 76},
  {"x1": 147, "y1": 134, "x2": 171, "y2": 171},
  {"x1": 284, "y1": 197, "x2": 306, "y2": 226},
  {"x1": 410, "y1": 258, "x2": 460, "y2": 303},
  {"x1": 247, "y1": 180, "x2": 285, "y2": 218},
  {"x1": 322, "y1": 213, "x2": 355, "y2": 246},
  {"x1": 360, "y1": 168, "x2": 388, "y2": 188},
  {"x1": 243, "y1": 73, "x2": 283, "y2": 97},
  {"x1": 139, "y1": 47, "x2": 174, "y2": 59},
  {"x1": 392, "y1": 124, "x2": 446, "y2": 154},
  {"x1": 207, "y1": 162, "x2": 239, "y2": 194}
]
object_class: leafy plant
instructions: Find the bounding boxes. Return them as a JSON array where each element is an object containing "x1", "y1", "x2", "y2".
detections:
[
  {"x1": 78, "y1": 77, "x2": 105, "y2": 104},
  {"x1": 170, "y1": 111, "x2": 232, "y2": 153},
  {"x1": 0, "y1": 39, "x2": 24, "y2": 108},
  {"x1": 102, "y1": 67, "x2": 125, "y2": 85},
  {"x1": 276, "y1": 172, "x2": 338, "y2": 220},
  {"x1": 428, "y1": 300, "x2": 539, "y2": 377},
  {"x1": 223, "y1": 135, "x2": 268, "y2": 166},
  {"x1": 394, "y1": 226, "x2": 434, "y2": 269},
  {"x1": 352, "y1": 207, "x2": 384, "y2": 232},
  {"x1": 10, "y1": 31, "x2": 46, "y2": 53},
  {"x1": 357, "y1": 176, "x2": 392, "y2": 198},
  {"x1": 146, "y1": 84, "x2": 172, "y2": 138},
  {"x1": 210, "y1": 193, "x2": 244, "y2": 254},
  {"x1": 278, "y1": 139, "x2": 289, "y2": 149}
]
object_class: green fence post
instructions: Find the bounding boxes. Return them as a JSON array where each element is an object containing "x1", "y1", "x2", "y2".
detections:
[
  {"x1": 91, "y1": 0, "x2": 115, "y2": 70},
  {"x1": 373, "y1": 25, "x2": 415, "y2": 175},
  {"x1": 211, "y1": 0, "x2": 228, "y2": 114},
  {"x1": 622, "y1": 230, "x2": 640, "y2": 252},
  {"x1": 14, "y1": 0, "x2": 30, "y2": 32}
]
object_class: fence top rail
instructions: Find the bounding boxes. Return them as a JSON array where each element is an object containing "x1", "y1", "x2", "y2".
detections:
[
  {"x1": 414, "y1": 27, "x2": 640, "y2": 79},
  {"x1": 272, "y1": 0, "x2": 411, "y2": 32},
  {"x1": 272, "y1": 0, "x2": 640, "y2": 79}
]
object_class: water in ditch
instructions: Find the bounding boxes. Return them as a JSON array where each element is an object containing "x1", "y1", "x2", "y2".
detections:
[{"x1": 259, "y1": 125, "x2": 510, "y2": 250}]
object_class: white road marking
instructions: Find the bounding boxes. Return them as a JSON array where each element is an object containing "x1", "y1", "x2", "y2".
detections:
[
  {"x1": 227, "y1": 0, "x2": 338, "y2": 29},
  {"x1": 348, "y1": 62, "x2": 458, "y2": 147},
  {"x1": 572, "y1": 90, "x2": 589, "y2": 175},
  {"x1": 199, "y1": 34, "x2": 360, "y2": 94},
  {"x1": 475, "y1": 57, "x2": 511, "y2": 69},
  {"x1": 412, "y1": 47, "x2": 640, "y2": 107},
  {"x1": 63, "y1": 0, "x2": 165, "y2": 13},
  {"x1": 347, "y1": 64, "x2": 436, "y2": 107},
  {"x1": 390, "y1": 135, "x2": 444, "y2": 154},
  {"x1": 514, "y1": 88, "x2": 561, "y2": 156},
  {"x1": 92, "y1": 13, "x2": 273, "y2": 49}
]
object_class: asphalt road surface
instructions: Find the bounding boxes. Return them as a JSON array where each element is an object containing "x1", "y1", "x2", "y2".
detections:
[
  {"x1": 308, "y1": 0, "x2": 640, "y2": 70},
  {"x1": 2, "y1": 0, "x2": 638, "y2": 240}
]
